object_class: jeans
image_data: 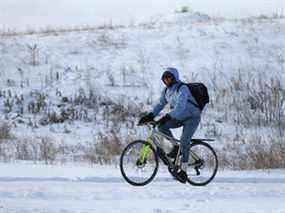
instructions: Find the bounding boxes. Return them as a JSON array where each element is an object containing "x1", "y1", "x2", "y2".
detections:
[{"x1": 157, "y1": 117, "x2": 200, "y2": 163}]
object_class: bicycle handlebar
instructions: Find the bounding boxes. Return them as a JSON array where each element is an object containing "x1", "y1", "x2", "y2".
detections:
[
  {"x1": 147, "y1": 121, "x2": 157, "y2": 128},
  {"x1": 138, "y1": 120, "x2": 157, "y2": 128}
]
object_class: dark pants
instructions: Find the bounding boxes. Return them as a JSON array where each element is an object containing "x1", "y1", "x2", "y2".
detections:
[{"x1": 158, "y1": 117, "x2": 200, "y2": 163}]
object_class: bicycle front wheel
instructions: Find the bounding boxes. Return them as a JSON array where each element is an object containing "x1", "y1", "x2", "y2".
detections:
[
  {"x1": 187, "y1": 141, "x2": 218, "y2": 186},
  {"x1": 120, "y1": 140, "x2": 159, "y2": 186}
]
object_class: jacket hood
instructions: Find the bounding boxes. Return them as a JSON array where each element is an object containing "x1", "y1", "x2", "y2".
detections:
[{"x1": 161, "y1": 67, "x2": 180, "y2": 83}]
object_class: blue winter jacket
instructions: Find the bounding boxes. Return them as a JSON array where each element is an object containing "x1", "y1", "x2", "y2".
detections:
[{"x1": 152, "y1": 68, "x2": 201, "y2": 121}]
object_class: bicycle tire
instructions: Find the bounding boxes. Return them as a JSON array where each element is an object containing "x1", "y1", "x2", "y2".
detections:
[
  {"x1": 187, "y1": 141, "x2": 218, "y2": 186},
  {"x1": 120, "y1": 140, "x2": 159, "y2": 186}
]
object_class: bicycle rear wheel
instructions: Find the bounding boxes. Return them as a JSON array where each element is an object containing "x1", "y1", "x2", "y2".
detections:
[
  {"x1": 120, "y1": 140, "x2": 159, "y2": 186},
  {"x1": 187, "y1": 141, "x2": 218, "y2": 186}
]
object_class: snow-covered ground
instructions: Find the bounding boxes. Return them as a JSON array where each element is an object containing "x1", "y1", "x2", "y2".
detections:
[
  {"x1": 0, "y1": 163, "x2": 285, "y2": 213},
  {"x1": 0, "y1": 9, "x2": 285, "y2": 212}
]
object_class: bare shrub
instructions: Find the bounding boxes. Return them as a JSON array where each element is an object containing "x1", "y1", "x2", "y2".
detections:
[
  {"x1": 0, "y1": 122, "x2": 13, "y2": 162},
  {"x1": 82, "y1": 141, "x2": 101, "y2": 164},
  {"x1": 27, "y1": 44, "x2": 40, "y2": 66},
  {"x1": 14, "y1": 138, "x2": 33, "y2": 160},
  {"x1": 3, "y1": 98, "x2": 13, "y2": 113},
  {"x1": 98, "y1": 130, "x2": 123, "y2": 160},
  {"x1": 92, "y1": 31, "x2": 126, "y2": 49},
  {"x1": 99, "y1": 96, "x2": 141, "y2": 130},
  {"x1": 35, "y1": 87, "x2": 139, "y2": 127},
  {"x1": 231, "y1": 71, "x2": 285, "y2": 133},
  {"x1": 28, "y1": 91, "x2": 47, "y2": 114},
  {"x1": 0, "y1": 136, "x2": 58, "y2": 164},
  {"x1": 0, "y1": 128, "x2": 137, "y2": 165},
  {"x1": 43, "y1": 107, "x2": 77, "y2": 125},
  {"x1": 176, "y1": 6, "x2": 191, "y2": 13},
  {"x1": 0, "y1": 122, "x2": 11, "y2": 140},
  {"x1": 39, "y1": 137, "x2": 57, "y2": 164},
  {"x1": 211, "y1": 69, "x2": 285, "y2": 134},
  {"x1": 83, "y1": 130, "x2": 124, "y2": 164},
  {"x1": 256, "y1": 11, "x2": 285, "y2": 20},
  {"x1": 107, "y1": 73, "x2": 116, "y2": 86},
  {"x1": 218, "y1": 137, "x2": 285, "y2": 170},
  {"x1": 247, "y1": 142, "x2": 285, "y2": 169}
]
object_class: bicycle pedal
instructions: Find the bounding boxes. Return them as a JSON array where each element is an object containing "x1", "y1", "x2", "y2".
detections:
[
  {"x1": 172, "y1": 169, "x2": 187, "y2": 184},
  {"x1": 194, "y1": 167, "x2": 201, "y2": 176}
]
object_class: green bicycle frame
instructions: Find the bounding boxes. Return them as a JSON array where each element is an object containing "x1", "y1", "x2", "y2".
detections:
[
  {"x1": 139, "y1": 138, "x2": 152, "y2": 163},
  {"x1": 138, "y1": 128, "x2": 201, "y2": 165}
]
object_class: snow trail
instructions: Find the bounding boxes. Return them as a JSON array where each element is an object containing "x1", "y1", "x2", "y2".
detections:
[{"x1": 0, "y1": 163, "x2": 284, "y2": 213}]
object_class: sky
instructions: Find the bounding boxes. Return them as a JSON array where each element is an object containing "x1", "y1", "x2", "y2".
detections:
[{"x1": 0, "y1": 0, "x2": 284, "y2": 30}]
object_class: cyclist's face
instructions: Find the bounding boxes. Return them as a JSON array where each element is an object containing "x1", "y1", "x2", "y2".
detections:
[{"x1": 163, "y1": 75, "x2": 173, "y2": 87}]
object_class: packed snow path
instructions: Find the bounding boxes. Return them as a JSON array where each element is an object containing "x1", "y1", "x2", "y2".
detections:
[{"x1": 0, "y1": 163, "x2": 284, "y2": 213}]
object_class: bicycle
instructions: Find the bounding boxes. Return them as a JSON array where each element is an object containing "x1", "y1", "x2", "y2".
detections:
[{"x1": 120, "y1": 121, "x2": 218, "y2": 186}]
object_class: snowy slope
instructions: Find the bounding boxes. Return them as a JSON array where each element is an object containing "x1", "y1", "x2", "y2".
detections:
[
  {"x1": 0, "y1": 163, "x2": 285, "y2": 213},
  {"x1": 0, "y1": 12, "x2": 285, "y2": 168}
]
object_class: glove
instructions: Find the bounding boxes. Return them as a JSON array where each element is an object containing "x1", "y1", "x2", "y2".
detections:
[
  {"x1": 157, "y1": 114, "x2": 172, "y2": 126},
  {"x1": 138, "y1": 113, "x2": 155, "y2": 125}
]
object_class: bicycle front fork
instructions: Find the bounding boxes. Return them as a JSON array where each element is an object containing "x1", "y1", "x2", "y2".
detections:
[{"x1": 138, "y1": 143, "x2": 151, "y2": 164}]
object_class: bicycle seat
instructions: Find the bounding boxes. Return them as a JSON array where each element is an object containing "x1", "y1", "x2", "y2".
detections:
[{"x1": 191, "y1": 138, "x2": 215, "y2": 142}]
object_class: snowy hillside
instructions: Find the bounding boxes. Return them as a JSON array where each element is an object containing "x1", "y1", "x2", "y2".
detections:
[{"x1": 0, "y1": 12, "x2": 285, "y2": 169}]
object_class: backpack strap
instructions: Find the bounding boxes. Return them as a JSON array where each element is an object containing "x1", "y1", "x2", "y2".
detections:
[
  {"x1": 164, "y1": 83, "x2": 185, "y2": 96},
  {"x1": 163, "y1": 87, "x2": 168, "y2": 103},
  {"x1": 176, "y1": 83, "x2": 184, "y2": 92},
  {"x1": 163, "y1": 87, "x2": 167, "y2": 96}
]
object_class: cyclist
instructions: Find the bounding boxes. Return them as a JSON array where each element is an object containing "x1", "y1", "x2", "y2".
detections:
[{"x1": 138, "y1": 67, "x2": 201, "y2": 183}]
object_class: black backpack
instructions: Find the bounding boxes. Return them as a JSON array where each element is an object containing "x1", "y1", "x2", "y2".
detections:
[{"x1": 165, "y1": 82, "x2": 209, "y2": 111}]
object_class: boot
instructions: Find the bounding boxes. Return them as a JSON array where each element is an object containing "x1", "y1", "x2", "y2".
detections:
[
  {"x1": 167, "y1": 145, "x2": 179, "y2": 158},
  {"x1": 173, "y1": 169, "x2": 187, "y2": 184}
]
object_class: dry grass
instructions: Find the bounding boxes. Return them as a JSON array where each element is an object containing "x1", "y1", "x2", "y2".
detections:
[
  {"x1": 83, "y1": 130, "x2": 124, "y2": 164},
  {"x1": 1, "y1": 122, "x2": 284, "y2": 169},
  {"x1": 210, "y1": 69, "x2": 285, "y2": 134},
  {"x1": 0, "y1": 128, "x2": 131, "y2": 165},
  {"x1": 0, "y1": 23, "x2": 126, "y2": 38},
  {"x1": 1, "y1": 12, "x2": 283, "y2": 38},
  {"x1": 218, "y1": 137, "x2": 285, "y2": 170}
]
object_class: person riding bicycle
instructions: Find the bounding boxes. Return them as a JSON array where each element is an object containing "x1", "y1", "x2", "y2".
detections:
[{"x1": 138, "y1": 67, "x2": 201, "y2": 183}]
